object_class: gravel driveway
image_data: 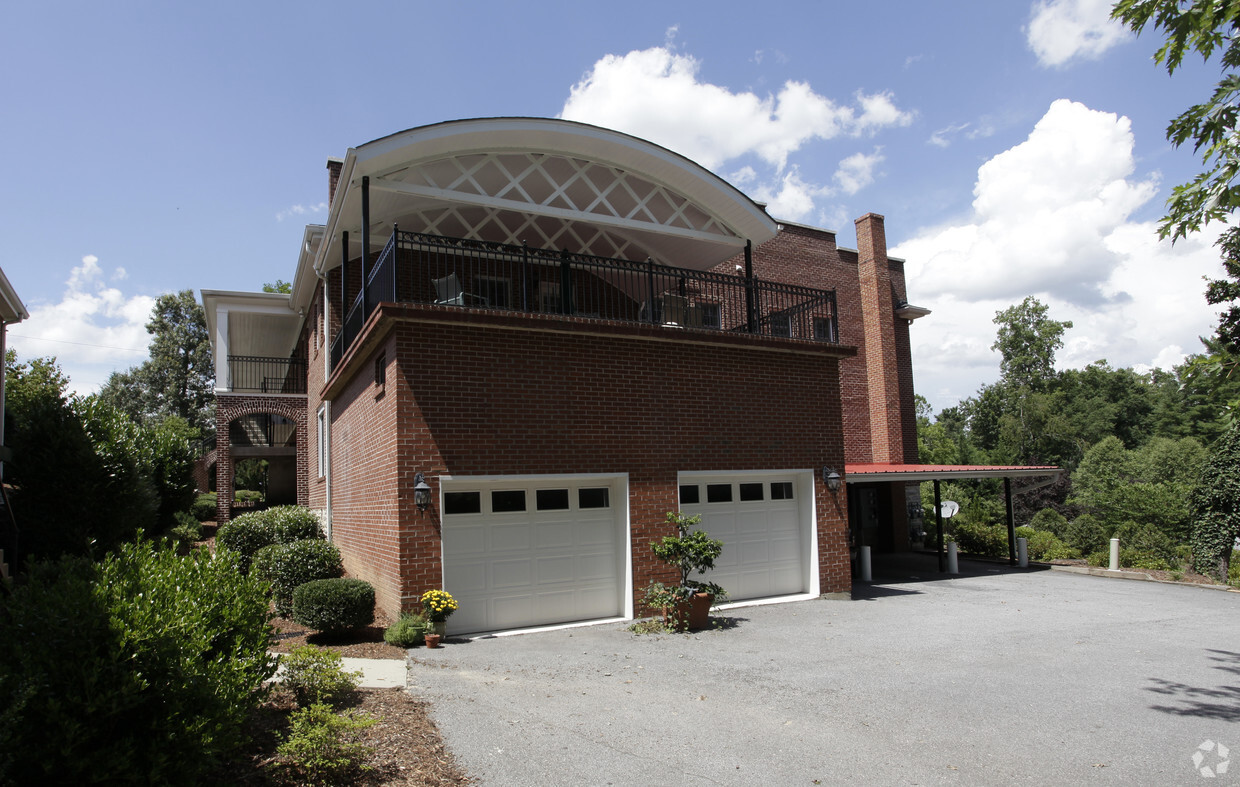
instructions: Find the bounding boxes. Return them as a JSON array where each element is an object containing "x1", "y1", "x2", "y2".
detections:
[{"x1": 409, "y1": 562, "x2": 1240, "y2": 785}]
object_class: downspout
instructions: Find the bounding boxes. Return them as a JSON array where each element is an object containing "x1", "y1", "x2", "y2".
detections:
[
  {"x1": 361, "y1": 176, "x2": 370, "y2": 319},
  {"x1": 316, "y1": 271, "x2": 333, "y2": 541}
]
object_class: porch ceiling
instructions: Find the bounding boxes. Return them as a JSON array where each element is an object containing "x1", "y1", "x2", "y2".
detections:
[
  {"x1": 317, "y1": 118, "x2": 778, "y2": 275},
  {"x1": 201, "y1": 290, "x2": 301, "y2": 361}
]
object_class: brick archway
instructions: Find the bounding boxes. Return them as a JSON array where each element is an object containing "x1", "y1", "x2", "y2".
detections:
[{"x1": 215, "y1": 394, "x2": 308, "y2": 523}]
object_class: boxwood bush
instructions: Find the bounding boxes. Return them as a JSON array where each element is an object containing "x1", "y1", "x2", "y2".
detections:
[
  {"x1": 266, "y1": 505, "x2": 324, "y2": 543},
  {"x1": 216, "y1": 506, "x2": 323, "y2": 574},
  {"x1": 0, "y1": 541, "x2": 277, "y2": 784},
  {"x1": 253, "y1": 539, "x2": 344, "y2": 616},
  {"x1": 191, "y1": 492, "x2": 218, "y2": 522},
  {"x1": 292, "y1": 578, "x2": 375, "y2": 634}
]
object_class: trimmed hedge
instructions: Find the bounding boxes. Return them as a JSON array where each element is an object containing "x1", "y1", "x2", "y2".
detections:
[
  {"x1": 0, "y1": 541, "x2": 277, "y2": 784},
  {"x1": 292, "y1": 578, "x2": 375, "y2": 634},
  {"x1": 216, "y1": 506, "x2": 323, "y2": 574},
  {"x1": 253, "y1": 540, "x2": 343, "y2": 616},
  {"x1": 266, "y1": 506, "x2": 324, "y2": 543},
  {"x1": 191, "y1": 492, "x2": 217, "y2": 522}
]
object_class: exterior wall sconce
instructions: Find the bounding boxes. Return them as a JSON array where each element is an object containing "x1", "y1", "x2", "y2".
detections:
[
  {"x1": 823, "y1": 467, "x2": 842, "y2": 494},
  {"x1": 414, "y1": 472, "x2": 432, "y2": 512}
]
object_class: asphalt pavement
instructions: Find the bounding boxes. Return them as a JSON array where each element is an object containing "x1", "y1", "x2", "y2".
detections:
[{"x1": 408, "y1": 559, "x2": 1240, "y2": 785}]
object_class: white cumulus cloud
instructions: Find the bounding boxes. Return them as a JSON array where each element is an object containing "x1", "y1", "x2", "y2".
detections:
[
  {"x1": 559, "y1": 45, "x2": 912, "y2": 224},
  {"x1": 893, "y1": 100, "x2": 1225, "y2": 410},
  {"x1": 834, "y1": 149, "x2": 884, "y2": 195},
  {"x1": 12, "y1": 255, "x2": 156, "y2": 395},
  {"x1": 276, "y1": 202, "x2": 328, "y2": 222},
  {"x1": 1027, "y1": 0, "x2": 1130, "y2": 67}
]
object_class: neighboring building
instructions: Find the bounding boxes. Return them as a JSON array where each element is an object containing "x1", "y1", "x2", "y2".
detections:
[
  {"x1": 0, "y1": 266, "x2": 29, "y2": 579},
  {"x1": 203, "y1": 118, "x2": 965, "y2": 634}
]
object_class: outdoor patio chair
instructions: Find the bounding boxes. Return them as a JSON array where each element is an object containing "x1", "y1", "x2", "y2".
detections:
[
  {"x1": 661, "y1": 294, "x2": 688, "y2": 326},
  {"x1": 433, "y1": 273, "x2": 487, "y2": 307}
]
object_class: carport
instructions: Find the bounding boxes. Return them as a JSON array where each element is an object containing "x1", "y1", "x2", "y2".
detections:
[{"x1": 844, "y1": 463, "x2": 1061, "y2": 571}]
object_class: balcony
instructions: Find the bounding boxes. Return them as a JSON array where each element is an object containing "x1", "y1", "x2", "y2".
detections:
[
  {"x1": 330, "y1": 229, "x2": 839, "y2": 372},
  {"x1": 226, "y1": 355, "x2": 307, "y2": 394}
]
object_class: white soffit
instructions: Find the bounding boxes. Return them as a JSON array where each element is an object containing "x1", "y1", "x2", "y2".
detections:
[
  {"x1": 201, "y1": 290, "x2": 300, "y2": 360},
  {"x1": 319, "y1": 118, "x2": 777, "y2": 273}
]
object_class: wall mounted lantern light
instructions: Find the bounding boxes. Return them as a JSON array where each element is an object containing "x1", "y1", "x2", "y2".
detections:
[
  {"x1": 414, "y1": 472, "x2": 432, "y2": 512},
  {"x1": 823, "y1": 467, "x2": 842, "y2": 494}
]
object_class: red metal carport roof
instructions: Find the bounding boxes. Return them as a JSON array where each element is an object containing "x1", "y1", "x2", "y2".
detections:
[{"x1": 844, "y1": 463, "x2": 1061, "y2": 482}]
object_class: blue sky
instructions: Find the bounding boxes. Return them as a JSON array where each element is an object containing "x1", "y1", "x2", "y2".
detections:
[{"x1": 0, "y1": 0, "x2": 1226, "y2": 410}]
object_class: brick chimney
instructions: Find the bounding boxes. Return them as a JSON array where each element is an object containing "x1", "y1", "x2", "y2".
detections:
[
  {"x1": 327, "y1": 158, "x2": 344, "y2": 207},
  {"x1": 855, "y1": 213, "x2": 904, "y2": 464}
]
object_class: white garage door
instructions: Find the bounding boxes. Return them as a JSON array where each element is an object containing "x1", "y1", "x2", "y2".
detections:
[
  {"x1": 441, "y1": 477, "x2": 626, "y2": 634},
  {"x1": 679, "y1": 474, "x2": 807, "y2": 602}
]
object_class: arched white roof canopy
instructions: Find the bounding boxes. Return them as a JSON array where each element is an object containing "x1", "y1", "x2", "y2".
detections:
[{"x1": 313, "y1": 118, "x2": 777, "y2": 278}]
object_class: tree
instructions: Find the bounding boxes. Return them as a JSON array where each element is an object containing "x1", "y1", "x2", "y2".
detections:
[
  {"x1": 98, "y1": 290, "x2": 214, "y2": 435},
  {"x1": 1190, "y1": 421, "x2": 1240, "y2": 577},
  {"x1": 1070, "y1": 435, "x2": 1206, "y2": 541},
  {"x1": 1114, "y1": 0, "x2": 1240, "y2": 240},
  {"x1": 4, "y1": 353, "x2": 197, "y2": 562},
  {"x1": 991, "y1": 296, "x2": 1073, "y2": 392},
  {"x1": 263, "y1": 279, "x2": 292, "y2": 294}
]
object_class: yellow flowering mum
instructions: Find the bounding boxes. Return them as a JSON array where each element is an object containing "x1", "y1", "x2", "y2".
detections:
[{"x1": 421, "y1": 589, "x2": 458, "y2": 621}]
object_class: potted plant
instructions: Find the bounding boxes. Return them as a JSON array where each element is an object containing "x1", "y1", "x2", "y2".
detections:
[
  {"x1": 421, "y1": 588, "x2": 458, "y2": 636},
  {"x1": 642, "y1": 511, "x2": 726, "y2": 631}
]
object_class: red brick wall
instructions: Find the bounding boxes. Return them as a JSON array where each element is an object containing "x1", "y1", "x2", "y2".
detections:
[
  {"x1": 714, "y1": 220, "x2": 917, "y2": 466},
  {"x1": 326, "y1": 306, "x2": 851, "y2": 619},
  {"x1": 214, "y1": 394, "x2": 309, "y2": 524}
]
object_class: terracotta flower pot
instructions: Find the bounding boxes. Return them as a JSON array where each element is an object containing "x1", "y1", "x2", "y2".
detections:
[
  {"x1": 425, "y1": 633, "x2": 442, "y2": 648},
  {"x1": 662, "y1": 592, "x2": 714, "y2": 632}
]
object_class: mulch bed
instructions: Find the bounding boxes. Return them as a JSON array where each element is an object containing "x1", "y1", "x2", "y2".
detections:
[
  {"x1": 1045, "y1": 557, "x2": 1234, "y2": 588},
  {"x1": 214, "y1": 686, "x2": 471, "y2": 785},
  {"x1": 194, "y1": 532, "x2": 469, "y2": 784},
  {"x1": 270, "y1": 612, "x2": 408, "y2": 659}
]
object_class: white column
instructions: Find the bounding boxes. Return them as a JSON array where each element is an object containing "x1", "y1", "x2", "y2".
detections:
[
  {"x1": 1109, "y1": 538, "x2": 1120, "y2": 571},
  {"x1": 947, "y1": 541, "x2": 959, "y2": 574},
  {"x1": 1017, "y1": 537, "x2": 1029, "y2": 568},
  {"x1": 214, "y1": 308, "x2": 230, "y2": 392}
]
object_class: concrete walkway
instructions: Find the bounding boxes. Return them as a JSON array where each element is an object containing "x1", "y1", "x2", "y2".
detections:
[
  {"x1": 408, "y1": 563, "x2": 1240, "y2": 785},
  {"x1": 341, "y1": 657, "x2": 407, "y2": 689}
]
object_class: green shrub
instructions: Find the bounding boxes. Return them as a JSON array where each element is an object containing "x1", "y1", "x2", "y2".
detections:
[
  {"x1": 273, "y1": 702, "x2": 375, "y2": 784},
  {"x1": 1065, "y1": 514, "x2": 1108, "y2": 555},
  {"x1": 235, "y1": 489, "x2": 263, "y2": 504},
  {"x1": 280, "y1": 645, "x2": 361, "y2": 708},
  {"x1": 216, "y1": 511, "x2": 277, "y2": 573},
  {"x1": 384, "y1": 614, "x2": 427, "y2": 648},
  {"x1": 1230, "y1": 551, "x2": 1240, "y2": 588},
  {"x1": 0, "y1": 541, "x2": 277, "y2": 784},
  {"x1": 293, "y1": 578, "x2": 375, "y2": 634},
  {"x1": 1122, "y1": 548, "x2": 1172, "y2": 571},
  {"x1": 950, "y1": 520, "x2": 1007, "y2": 558},
  {"x1": 1024, "y1": 529, "x2": 1080, "y2": 561},
  {"x1": 253, "y1": 539, "x2": 344, "y2": 616},
  {"x1": 266, "y1": 505, "x2": 323, "y2": 543},
  {"x1": 1029, "y1": 508, "x2": 1068, "y2": 538},
  {"x1": 191, "y1": 492, "x2": 217, "y2": 522},
  {"x1": 1113, "y1": 521, "x2": 1179, "y2": 566},
  {"x1": 1086, "y1": 550, "x2": 1110, "y2": 567},
  {"x1": 170, "y1": 510, "x2": 202, "y2": 541}
]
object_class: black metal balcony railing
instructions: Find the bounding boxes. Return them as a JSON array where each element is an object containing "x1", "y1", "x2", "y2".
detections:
[
  {"x1": 330, "y1": 229, "x2": 839, "y2": 371},
  {"x1": 227, "y1": 356, "x2": 307, "y2": 394}
]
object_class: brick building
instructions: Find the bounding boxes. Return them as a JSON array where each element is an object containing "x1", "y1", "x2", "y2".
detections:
[{"x1": 202, "y1": 118, "x2": 940, "y2": 634}]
